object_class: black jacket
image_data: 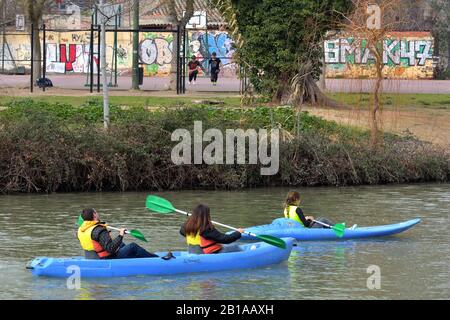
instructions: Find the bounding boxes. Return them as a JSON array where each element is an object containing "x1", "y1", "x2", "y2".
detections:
[
  {"x1": 180, "y1": 224, "x2": 241, "y2": 244},
  {"x1": 295, "y1": 207, "x2": 312, "y2": 227},
  {"x1": 91, "y1": 225, "x2": 123, "y2": 254}
]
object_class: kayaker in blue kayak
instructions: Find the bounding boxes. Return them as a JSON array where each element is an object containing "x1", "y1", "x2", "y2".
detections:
[
  {"x1": 284, "y1": 191, "x2": 335, "y2": 228},
  {"x1": 180, "y1": 204, "x2": 245, "y2": 254},
  {"x1": 77, "y1": 208, "x2": 160, "y2": 259}
]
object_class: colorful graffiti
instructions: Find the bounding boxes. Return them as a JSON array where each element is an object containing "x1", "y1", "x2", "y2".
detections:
[
  {"x1": 45, "y1": 43, "x2": 98, "y2": 73},
  {"x1": 324, "y1": 32, "x2": 435, "y2": 79},
  {"x1": 2, "y1": 31, "x2": 238, "y2": 77},
  {"x1": 188, "y1": 31, "x2": 236, "y2": 77},
  {"x1": 139, "y1": 33, "x2": 173, "y2": 76}
]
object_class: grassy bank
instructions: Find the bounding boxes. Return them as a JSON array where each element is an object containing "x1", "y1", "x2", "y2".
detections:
[
  {"x1": 328, "y1": 93, "x2": 450, "y2": 109},
  {"x1": 0, "y1": 93, "x2": 449, "y2": 109},
  {"x1": 0, "y1": 99, "x2": 448, "y2": 193}
]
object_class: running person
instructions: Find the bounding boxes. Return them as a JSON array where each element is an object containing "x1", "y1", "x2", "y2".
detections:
[
  {"x1": 208, "y1": 52, "x2": 222, "y2": 86},
  {"x1": 188, "y1": 55, "x2": 201, "y2": 85}
]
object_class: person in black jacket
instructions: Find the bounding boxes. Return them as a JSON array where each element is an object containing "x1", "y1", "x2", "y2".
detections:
[
  {"x1": 78, "y1": 208, "x2": 159, "y2": 259},
  {"x1": 180, "y1": 204, "x2": 244, "y2": 254}
]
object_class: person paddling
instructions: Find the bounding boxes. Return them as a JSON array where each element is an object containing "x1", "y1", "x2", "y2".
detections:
[
  {"x1": 284, "y1": 191, "x2": 343, "y2": 229},
  {"x1": 77, "y1": 208, "x2": 160, "y2": 259},
  {"x1": 180, "y1": 204, "x2": 244, "y2": 254}
]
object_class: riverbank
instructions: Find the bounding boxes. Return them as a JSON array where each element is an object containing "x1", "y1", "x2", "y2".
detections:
[
  {"x1": 0, "y1": 99, "x2": 448, "y2": 193},
  {"x1": 1, "y1": 92, "x2": 449, "y2": 146}
]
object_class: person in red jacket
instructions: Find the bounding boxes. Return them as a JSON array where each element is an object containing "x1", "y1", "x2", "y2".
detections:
[{"x1": 180, "y1": 204, "x2": 244, "y2": 254}]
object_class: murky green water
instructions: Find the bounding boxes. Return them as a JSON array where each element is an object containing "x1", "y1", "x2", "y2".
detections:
[{"x1": 0, "y1": 184, "x2": 449, "y2": 299}]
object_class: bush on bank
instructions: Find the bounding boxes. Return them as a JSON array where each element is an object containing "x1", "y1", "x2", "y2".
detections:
[{"x1": 0, "y1": 99, "x2": 448, "y2": 193}]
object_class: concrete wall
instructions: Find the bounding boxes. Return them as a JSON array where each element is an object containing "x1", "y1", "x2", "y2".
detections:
[{"x1": 324, "y1": 32, "x2": 435, "y2": 79}]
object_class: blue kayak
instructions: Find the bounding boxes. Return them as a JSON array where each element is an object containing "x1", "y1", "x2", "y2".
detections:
[
  {"x1": 240, "y1": 218, "x2": 421, "y2": 241},
  {"x1": 27, "y1": 238, "x2": 294, "y2": 278}
]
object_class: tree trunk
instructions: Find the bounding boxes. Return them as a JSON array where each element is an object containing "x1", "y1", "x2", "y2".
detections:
[
  {"x1": 169, "y1": 26, "x2": 179, "y2": 91},
  {"x1": 167, "y1": 0, "x2": 194, "y2": 91},
  {"x1": 99, "y1": 0, "x2": 109, "y2": 129},
  {"x1": 370, "y1": 43, "x2": 384, "y2": 146},
  {"x1": 131, "y1": 0, "x2": 140, "y2": 90},
  {"x1": 31, "y1": 20, "x2": 41, "y2": 85},
  {"x1": 371, "y1": 59, "x2": 383, "y2": 146}
]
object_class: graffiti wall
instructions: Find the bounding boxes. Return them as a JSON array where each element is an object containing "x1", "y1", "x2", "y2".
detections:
[
  {"x1": 44, "y1": 31, "x2": 132, "y2": 75},
  {"x1": 1, "y1": 30, "x2": 237, "y2": 77},
  {"x1": 138, "y1": 30, "x2": 237, "y2": 77},
  {"x1": 139, "y1": 32, "x2": 174, "y2": 76},
  {"x1": 188, "y1": 30, "x2": 237, "y2": 77},
  {"x1": 324, "y1": 32, "x2": 435, "y2": 79}
]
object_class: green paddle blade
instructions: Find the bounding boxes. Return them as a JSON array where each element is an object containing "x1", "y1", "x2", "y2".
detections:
[
  {"x1": 129, "y1": 229, "x2": 148, "y2": 242},
  {"x1": 145, "y1": 195, "x2": 176, "y2": 214},
  {"x1": 254, "y1": 234, "x2": 287, "y2": 249},
  {"x1": 332, "y1": 223, "x2": 346, "y2": 238},
  {"x1": 77, "y1": 215, "x2": 84, "y2": 227}
]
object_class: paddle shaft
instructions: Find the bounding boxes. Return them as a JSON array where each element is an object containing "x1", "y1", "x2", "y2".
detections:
[
  {"x1": 311, "y1": 219, "x2": 333, "y2": 229},
  {"x1": 175, "y1": 209, "x2": 258, "y2": 238},
  {"x1": 106, "y1": 225, "x2": 131, "y2": 235}
]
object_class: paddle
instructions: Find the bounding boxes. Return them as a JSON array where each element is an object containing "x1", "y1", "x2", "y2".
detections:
[
  {"x1": 311, "y1": 219, "x2": 346, "y2": 238},
  {"x1": 77, "y1": 215, "x2": 148, "y2": 242},
  {"x1": 145, "y1": 195, "x2": 287, "y2": 249}
]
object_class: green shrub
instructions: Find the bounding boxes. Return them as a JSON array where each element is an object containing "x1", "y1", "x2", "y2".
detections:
[{"x1": 0, "y1": 100, "x2": 448, "y2": 193}]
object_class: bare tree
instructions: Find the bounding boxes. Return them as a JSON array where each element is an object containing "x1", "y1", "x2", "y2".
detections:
[
  {"x1": 337, "y1": 0, "x2": 410, "y2": 146},
  {"x1": 165, "y1": 0, "x2": 194, "y2": 90},
  {"x1": 22, "y1": 0, "x2": 50, "y2": 85}
]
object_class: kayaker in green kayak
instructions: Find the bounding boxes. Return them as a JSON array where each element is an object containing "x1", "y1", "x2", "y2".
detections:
[
  {"x1": 180, "y1": 204, "x2": 245, "y2": 254},
  {"x1": 284, "y1": 191, "x2": 335, "y2": 228},
  {"x1": 77, "y1": 208, "x2": 160, "y2": 259}
]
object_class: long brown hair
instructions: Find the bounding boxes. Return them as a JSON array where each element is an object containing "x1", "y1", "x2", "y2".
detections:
[
  {"x1": 284, "y1": 191, "x2": 301, "y2": 208},
  {"x1": 184, "y1": 204, "x2": 214, "y2": 235}
]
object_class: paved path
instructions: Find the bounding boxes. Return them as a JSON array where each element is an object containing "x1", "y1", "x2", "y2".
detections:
[{"x1": 1, "y1": 74, "x2": 449, "y2": 94}]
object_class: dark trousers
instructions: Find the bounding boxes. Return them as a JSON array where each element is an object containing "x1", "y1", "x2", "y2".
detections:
[
  {"x1": 189, "y1": 70, "x2": 198, "y2": 82},
  {"x1": 112, "y1": 243, "x2": 159, "y2": 259},
  {"x1": 210, "y1": 70, "x2": 219, "y2": 83}
]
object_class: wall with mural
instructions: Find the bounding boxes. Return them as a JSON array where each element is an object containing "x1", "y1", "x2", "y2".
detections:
[
  {"x1": 187, "y1": 30, "x2": 237, "y2": 77},
  {"x1": 0, "y1": 30, "x2": 237, "y2": 78},
  {"x1": 324, "y1": 32, "x2": 435, "y2": 79}
]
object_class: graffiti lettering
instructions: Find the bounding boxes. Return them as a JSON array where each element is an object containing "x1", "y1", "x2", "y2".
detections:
[
  {"x1": 139, "y1": 38, "x2": 173, "y2": 66},
  {"x1": 325, "y1": 38, "x2": 433, "y2": 66}
]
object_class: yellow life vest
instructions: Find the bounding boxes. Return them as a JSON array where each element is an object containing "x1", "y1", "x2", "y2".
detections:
[
  {"x1": 186, "y1": 231, "x2": 222, "y2": 254},
  {"x1": 77, "y1": 221, "x2": 111, "y2": 258},
  {"x1": 186, "y1": 232, "x2": 201, "y2": 246},
  {"x1": 284, "y1": 205, "x2": 304, "y2": 226}
]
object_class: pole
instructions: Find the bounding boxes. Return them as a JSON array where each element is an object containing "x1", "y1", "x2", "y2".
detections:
[
  {"x1": 99, "y1": 0, "x2": 109, "y2": 129},
  {"x1": 2, "y1": 0, "x2": 6, "y2": 73},
  {"x1": 30, "y1": 23, "x2": 34, "y2": 92},
  {"x1": 131, "y1": 0, "x2": 139, "y2": 90},
  {"x1": 90, "y1": 23, "x2": 94, "y2": 93},
  {"x1": 176, "y1": 25, "x2": 180, "y2": 94},
  {"x1": 114, "y1": 14, "x2": 118, "y2": 86},
  {"x1": 97, "y1": 25, "x2": 100, "y2": 92},
  {"x1": 42, "y1": 24, "x2": 46, "y2": 92},
  {"x1": 182, "y1": 27, "x2": 186, "y2": 94}
]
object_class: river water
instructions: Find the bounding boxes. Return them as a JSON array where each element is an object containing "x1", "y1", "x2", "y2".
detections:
[{"x1": 0, "y1": 184, "x2": 448, "y2": 299}]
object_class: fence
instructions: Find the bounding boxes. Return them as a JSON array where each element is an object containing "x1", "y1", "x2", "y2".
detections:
[{"x1": 1, "y1": 24, "x2": 241, "y2": 94}]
